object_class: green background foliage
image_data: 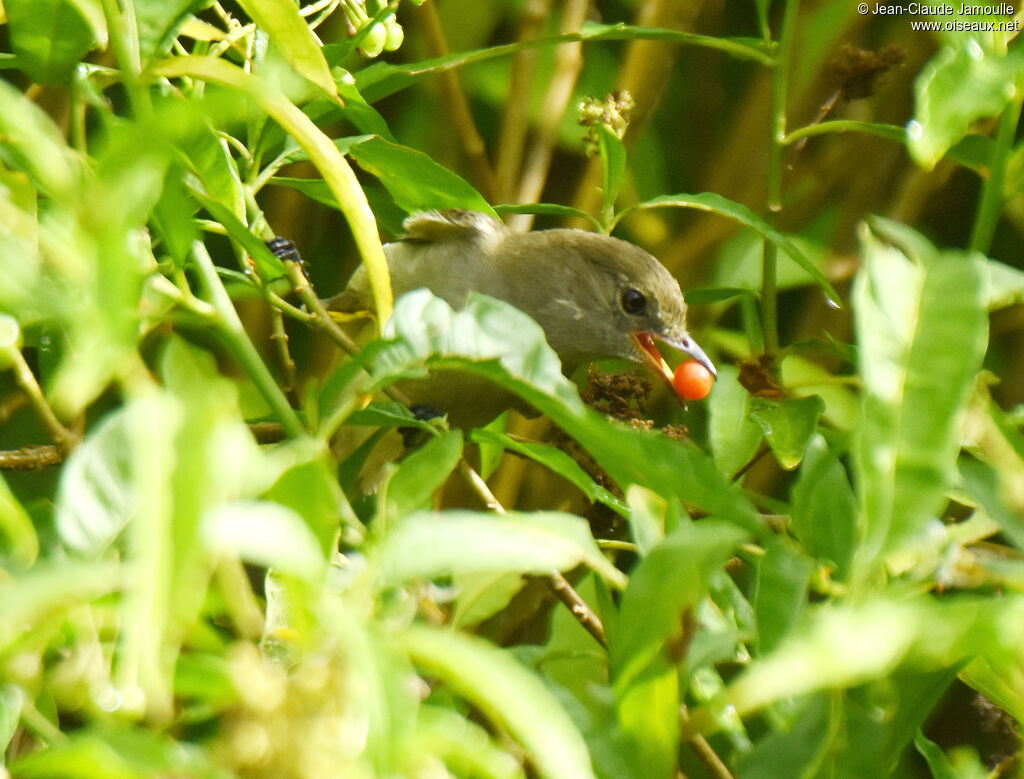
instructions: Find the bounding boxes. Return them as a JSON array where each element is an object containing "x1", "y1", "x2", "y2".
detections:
[{"x1": 1, "y1": 0, "x2": 1024, "y2": 777}]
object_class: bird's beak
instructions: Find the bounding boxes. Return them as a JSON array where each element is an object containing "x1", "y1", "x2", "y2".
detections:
[{"x1": 632, "y1": 331, "x2": 717, "y2": 384}]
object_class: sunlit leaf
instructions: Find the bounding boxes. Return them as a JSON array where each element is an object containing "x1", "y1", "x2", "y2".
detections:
[
  {"x1": 201, "y1": 500, "x2": 326, "y2": 580},
  {"x1": 135, "y1": 0, "x2": 205, "y2": 62},
  {"x1": 748, "y1": 395, "x2": 824, "y2": 470},
  {"x1": 612, "y1": 520, "x2": 748, "y2": 688},
  {"x1": 909, "y1": 42, "x2": 1024, "y2": 170},
  {"x1": 384, "y1": 429, "x2": 463, "y2": 517},
  {"x1": 688, "y1": 594, "x2": 1024, "y2": 739},
  {"x1": 237, "y1": 0, "x2": 338, "y2": 97},
  {"x1": 377, "y1": 510, "x2": 626, "y2": 588},
  {"x1": 0, "y1": 471, "x2": 37, "y2": 568},
  {"x1": 0, "y1": 560, "x2": 122, "y2": 652},
  {"x1": 708, "y1": 364, "x2": 761, "y2": 479},
  {"x1": 415, "y1": 704, "x2": 527, "y2": 779},
  {"x1": 5, "y1": 0, "x2": 98, "y2": 84},
  {"x1": 0, "y1": 684, "x2": 22, "y2": 757},
  {"x1": 399, "y1": 626, "x2": 597, "y2": 779},
  {"x1": 598, "y1": 126, "x2": 626, "y2": 227},
  {"x1": 853, "y1": 221, "x2": 988, "y2": 569}
]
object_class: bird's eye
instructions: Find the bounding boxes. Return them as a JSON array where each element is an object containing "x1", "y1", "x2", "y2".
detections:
[{"x1": 620, "y1": 288, "x2": 648, "y2": 316}]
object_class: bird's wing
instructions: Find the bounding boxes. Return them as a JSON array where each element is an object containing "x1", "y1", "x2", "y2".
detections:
[{"x1": 401, "y1": 210, "x2": 507, "y2": 245}]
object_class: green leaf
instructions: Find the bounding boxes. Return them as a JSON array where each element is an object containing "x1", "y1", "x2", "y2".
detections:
[
  {"x1": 55, "y1": 398, "x2": 171, "y2": 556},
  {"x1": 493, "y1": 202, "x2": 604, "y2": 231},
  {"x1": 476, "y1": 412, "x2": 508, "y2": 481},
  {"x1": 914, "y1": 731, "x2": 983, "y2": 779},
  {"x1": 753, "y1": 538, "x2": 813, "y2": 655},
  {"x1": 0, "y1": 560, "x2": 122, "y2": 653},
  {"x1": 0, "y1": 472, "x2": 38, "y2": 568},
  {"x1": 958, "y1": 455, "x2": 1024, "y2": 553},
  {"x1": 201, "y1": 500, "x2": 326, "y2": 580},
  {"x1": 986, "y1": 257, "x2": 1024, "y2": 309},
  {"x1": 909, "y1": 43, "x2": 1024, "y2": 170},
  {"x1": 472, "y1": 429, "x2": 628, "y2": 517},
  {"x1": 683, "y1": 286, "x2": 757, "y2": 305},
  {"x1": 735, "y1": 670, "x2": 956, "y2": 779},
  {"x1": 611, "y1": 520, "x2": 748, "y2": 689},
  {"x1": 276, "y1": 135, "x2": 496, "y2": 216},
  {"x1": 616, "y1": 192, "x2": 841, "y2": 306},
  {"x1": 373, "y1": 291, "x2": 763, "y2": 534},
  {"x1": 135, "y1": 0, "x2": 206, "y2": 63},
  {"x1": 708, "y1": 364, "x2": 761, "y2": 479},
  {"x1": 450, "y1": 572, "x2": 526, "y2": 629},
  {"x1": 185, "y1": 181, "x2": 287, "y2": 281},
  {"x1": 347, "y1": 135, "x2": 496, "y2": 216},
  {"x1": 9, "y1": 724, "x2": 215, "y2": 778},
  {"x1": 236, "y1": 0, "x2": 337, "y2": 97},
  {"x1": 598, "y1": 126, "x2": 627, "y2": 226},
  {"x1": 748, "y1": 395, "x2": 825, "y2": 470},
  {"x1": 415, "y1": 705, "x2": 527, "y2": 779},
  {"x1": 0, "y1": 684, "x2": 24, "y2": 760},
  {"x1": 947, "y1": 133, "x2": 997, "y2": 173},
  {"x1": 376, "y1": 510, "x2": 626, "y2": 588},
  {"x1": 5, "y1": 0, "x2": 98, "y2": 84},
  {"x1": 852, "y1": 222, "x2": 988, "y2": 569},
  {"x1": 625, "y1": 485, "x2": 666, "y2": 556},
  {"x1": 611, "y1": 521, "x2": 747, "y2": 778},
  {"x1": 398, "y1": 626, "x2": 597, "y2": 779},
  {"x1": 384, "y1": 429, "x2": 463, "y2": 517},
  {"x1": 262, "y1": 437, "x2": 354, "y2": 554},
  {"x1": 790, "y1": 434, "x2": 857, "y2": 579},
  {"x1": 687, "y1": 595, "x2": 1024, "y2": 739}
]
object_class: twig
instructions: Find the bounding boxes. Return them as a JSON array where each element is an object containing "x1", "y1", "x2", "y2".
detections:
[
  {"x1": 510, "y1": 0, "x2": 589, "y2": 231},
  {"x1": 283, "y1": 259, "x2": 363, "y2": 358},
  {"x1": 10, "y1": 350, "x2": 77, "y2": 455},
  {"x1": 419, "y1": 0, "x2": 499, "y2": 201},
  {"x1": 192, "y1": 241, "x2": 308, "y2": 439},
  {"x1": 268, "y1": 307, "x2": 298, "y2": 397},
  {"x1": 457, "y1": 457, "x2": 608, "y2": 648},
  {"x1": 680, "y1": 706, "x2": 735, "y2": 779},
  {"x1": 0, "y1": 445, "x2": 65, "y2": 471},
  {"x1": 281, "y1": 258, "x2": 413, "y2": 407},
  {"x1": 547, "y1": 568, "x2": 607, "y2": 648},
  {"x1": 495, "y1": 0, "x2": 552, "y2": 201}
]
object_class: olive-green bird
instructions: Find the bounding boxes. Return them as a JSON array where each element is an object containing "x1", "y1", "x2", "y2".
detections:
[{"x1": 327, "y1": 210, "x2": 715, "y2": 423}]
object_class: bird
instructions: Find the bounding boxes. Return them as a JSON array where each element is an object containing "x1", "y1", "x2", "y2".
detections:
[{"x1": 326, "y1": 209, "x2": 716, "y2": 425}]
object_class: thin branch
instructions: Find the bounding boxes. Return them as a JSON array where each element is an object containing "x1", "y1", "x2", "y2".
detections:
[
  {"x1": 680, "y1": 706, "x2": 735, "y2": 779},
  {"x1": 510, "y1": 0, "x2": 589, "y2": 231},
  {"x1": 419, "y1": 0, "x2": 499, "y2": 201},
  {"x1": 457, "y1": 457, "x2": 608, "y2": 648},
  {"x1": 11, "y1": 350, "x2": 77, "y2": 455},
  {"x1": 269, "y1": 307, "x2": 298, "y2": 397},
  {"x1": 192, "y1": 241, "x2": 308, "y2": 438},
  {"x1": 0, "y1": 445, "x2": 65, "y2": 471},
  {"x1": 495, "y1": 0, "x2": 553, "y2": 202},
  {"x1": 547, "y1": 568, "x2": 608, "y2": 648}
]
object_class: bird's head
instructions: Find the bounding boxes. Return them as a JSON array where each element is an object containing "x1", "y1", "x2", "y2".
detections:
[{"x1": 504, "y1": 229, "x2": 716, "y2": 388}]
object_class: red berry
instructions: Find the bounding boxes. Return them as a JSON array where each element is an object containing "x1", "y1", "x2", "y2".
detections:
[{"x1": 673, "y1": 360, "x2": 714, "y2": 401}]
